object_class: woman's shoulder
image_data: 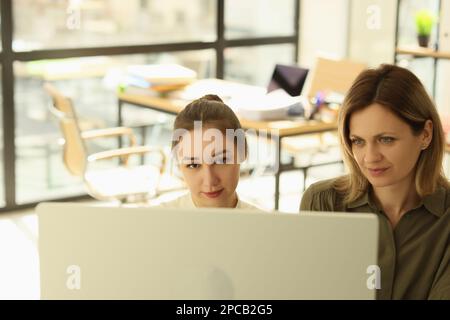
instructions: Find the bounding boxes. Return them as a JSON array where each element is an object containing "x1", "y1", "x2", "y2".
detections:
[
  {"x1": 236, "y1": 198, "x2": 266, "y2": 211},
  {"x1": 305, "y1": 177, "x2": 340, "y2": 194},
  {"x1": 300, "y1": 177, "x2": 345, "y2": 212},
  {"x1": 157, "y1": 193, "x2": 265, "y2": 211},
  {"x1": 440, "y1": 184, "x2": 450, "y2": 213}
]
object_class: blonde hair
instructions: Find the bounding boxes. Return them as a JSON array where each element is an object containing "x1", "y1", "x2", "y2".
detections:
[{"x1": 334, "y1": 64, "x2": 449, "y2": 204}]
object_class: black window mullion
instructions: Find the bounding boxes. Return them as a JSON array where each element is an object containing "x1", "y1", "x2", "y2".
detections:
[
  {"x1": 0, "y1": 0, "x2": 300, "y2": 212},
  {"x1": 294, "y1": 0, "x2": 300, "y2": 63},
  {"x1": 216, "y1": 0, "x2": 225, "y2": 79},
  {"x1": 1, "y1": 0, "x2": 16, "y2": 207},
  {"x1": 224, "y1": 36, "x2": 297, "y2": 48},
  {"x1": 13, "y1": 41, "x2": 218, "y2": 61}
]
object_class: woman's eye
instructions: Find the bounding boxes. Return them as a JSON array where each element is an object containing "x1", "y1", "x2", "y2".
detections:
[
  {"x1": 379, "y1": 136, "x2": 395, "y2": 144},
  {"x1": 186, "y1": 163, "x2": 200, "y2": 169},
  {"x1": 350, "y1": 138, "x2": 363, "y2": 146}
]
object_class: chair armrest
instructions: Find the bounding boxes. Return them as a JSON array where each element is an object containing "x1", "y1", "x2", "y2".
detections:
[
  {"x1": 81, "y1": 127, "x2": 137, "y2": 146},
  {"x1": 87, "y1": 146, "x2": 167, "y2": 173}
]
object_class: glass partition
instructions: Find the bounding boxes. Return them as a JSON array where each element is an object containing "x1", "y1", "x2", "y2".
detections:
[{"x1": 13, "y1": 0, "x2": 216, "y2": 51}]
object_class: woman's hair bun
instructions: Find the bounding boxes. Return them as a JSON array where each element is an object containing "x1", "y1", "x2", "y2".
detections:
[{"x1": 200, "y1": 94, "x2": 224, "y2": 103}]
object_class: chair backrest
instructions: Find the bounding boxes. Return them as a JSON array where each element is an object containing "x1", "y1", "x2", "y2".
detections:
[
  {"x1": 44, "y1": 83, "x2": 87, "y2": 177},
  {"x1": 303, "y1": 57, "x2": 367, "y2": 99}
]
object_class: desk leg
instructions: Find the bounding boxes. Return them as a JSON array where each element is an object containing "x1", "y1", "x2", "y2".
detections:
[
  {"x1": 274, "y1": 135, "x2": 281, "y2": 211},
  {"x1": 118, "y1": 100, "x2": 147, "y2": 164},
  {"x1": 140, "y1": 126, "x2": 146, "y2": 165},
  {"x1": 118, "y1": 99, "x2": 123, "y2": 149}
]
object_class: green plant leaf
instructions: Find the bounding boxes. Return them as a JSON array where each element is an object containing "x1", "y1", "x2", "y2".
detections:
[{"x1": 415, "y1": 9, "x2": 436, "y2": 36}]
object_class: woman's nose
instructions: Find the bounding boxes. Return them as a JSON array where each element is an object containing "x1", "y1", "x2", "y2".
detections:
[
  {"x1": 201, "y1": 165, "x2": 220, "y2": 187},
  {"x1": 364, "y1": 143, "x2": 382, "y2": 163}
]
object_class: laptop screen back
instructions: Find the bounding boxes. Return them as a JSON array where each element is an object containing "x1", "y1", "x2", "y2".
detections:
[
  {"x1": 267, "y1": 64, "x2": 309, "y2": 96},
  {"x1": 37, "y1": 203, "x2": 379, "y2": 300}
]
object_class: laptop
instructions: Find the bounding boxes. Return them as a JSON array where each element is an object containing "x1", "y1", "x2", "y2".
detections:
[
  {"x1": 267, "y1": 64, "x2": 309, "y2": 97},
  {"x1": 37, "y1": 203, "x2": 379, "y2": 300}
]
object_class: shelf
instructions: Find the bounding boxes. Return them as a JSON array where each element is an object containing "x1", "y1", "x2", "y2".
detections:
[{"x1": 396, "y1": 46, "x2": 450, "y2": 60}]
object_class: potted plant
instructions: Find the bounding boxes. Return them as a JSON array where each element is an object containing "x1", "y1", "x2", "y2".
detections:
[{"x1": 415, "y1": 10, "x2": 436, "y2": 48}]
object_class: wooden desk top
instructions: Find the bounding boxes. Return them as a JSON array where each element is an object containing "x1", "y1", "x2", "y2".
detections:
[{"x1": 118, "y1": 80, "x2": 338, "y2": 137}]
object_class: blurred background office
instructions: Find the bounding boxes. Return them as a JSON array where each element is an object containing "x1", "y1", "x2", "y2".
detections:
[{"x1": 1, "y1": 0, "x2": 450, "y2": 213}]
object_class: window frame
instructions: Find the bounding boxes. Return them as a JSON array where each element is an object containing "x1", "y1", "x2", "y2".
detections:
[{"x1": 0, "y1": 0, "x2": 300, "y2": 212}]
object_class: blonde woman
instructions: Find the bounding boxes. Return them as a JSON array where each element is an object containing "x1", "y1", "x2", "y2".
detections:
[{"x1": 300, "y1": 64, "x2": 449, "y2": 300}]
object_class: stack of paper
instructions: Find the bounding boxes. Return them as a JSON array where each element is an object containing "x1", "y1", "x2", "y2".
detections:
[
  {"x1": 125, "y1": 64, "x2": 197, "y2": 93},
  {"x1": 229, "y1": 89, "x2": 308, "y2": 121}
]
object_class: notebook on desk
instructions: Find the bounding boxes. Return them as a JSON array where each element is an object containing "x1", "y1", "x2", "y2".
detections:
[{"x1": 37, "y1": 203, "x2": 379, "y2": 300}]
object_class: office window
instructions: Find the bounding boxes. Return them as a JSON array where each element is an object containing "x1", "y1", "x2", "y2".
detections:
[
  {"x1": 436, "y1": 60, "x2": 450, "y2": 116},
  {"x1": 14, "y1": 50, "x2": 215, "y2": 204},
  {"x1": 403, "y1": 60, "x2": 450, "y2": 115},
  {"x1": 225, "y1": 0, "x2": 295, "y2": 39},
  {"x1": 14, "y1": 63, "x2": 85, "y2": 203},
  {"x1": 13, "y1": 0, "x2": 216, "y2": 51},
  {"x1": 224, "y1": 44, "x2": 295, "y2": 87},
  {"x1": 1, "y1": 0, "x2": 299, "y2": 209},
  {"x1": 0, "y1": 67, "x2": 4, "y2": 207},
  {"x1": 0, "y1": 5, "x2": 2, "y2": 51},
  {"x1": 400, "y1": 57, "x2": 435, "y2": 93}
]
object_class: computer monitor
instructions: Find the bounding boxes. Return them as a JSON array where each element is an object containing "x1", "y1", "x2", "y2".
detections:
[
  {"x1": 267, "y1": 64, "x2": 309, "y2": 97},
  {"x1": 37, "y1": 203, "x2": 379, "y2": 299}
]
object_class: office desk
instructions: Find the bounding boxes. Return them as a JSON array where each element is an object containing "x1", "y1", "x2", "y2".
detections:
[{"x1": 117, "y1": 80, "x2": 338, "y2": 210}]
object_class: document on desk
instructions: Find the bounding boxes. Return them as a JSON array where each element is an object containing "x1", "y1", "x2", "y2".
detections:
[
  {"x1": 171, "y1": 79, "x2": 266, "y2": 107},
  {"x1": 172, "y1": 79, "x2": 308, "y2": 121},
  {"x1": 229, "y1": 89, "x2": 309, "y2": 121},
  {"x1": 126, "y1": 64, "x2": 197, "y2": 85}
]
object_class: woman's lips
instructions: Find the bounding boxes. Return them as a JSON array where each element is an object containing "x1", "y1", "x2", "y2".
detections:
[
  {"x1": 202, "y1": 189, "x2": 224, "y2": 198},
  {"x1": 367, "y1": 167, "x2": 389, "y2": 177}
]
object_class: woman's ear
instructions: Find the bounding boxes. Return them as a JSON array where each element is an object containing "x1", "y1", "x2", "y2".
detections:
[{"x1": 421, "y1": 120, "x2": 433, "y2": 149}]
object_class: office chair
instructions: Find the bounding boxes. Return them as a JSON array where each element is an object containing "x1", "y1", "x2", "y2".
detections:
[
  {"x1": 302, "y1": 57, "x2": 367, "y2": 101},
  {"x1": 44, "y1": 82, "x2": 183, "y2": 204}
]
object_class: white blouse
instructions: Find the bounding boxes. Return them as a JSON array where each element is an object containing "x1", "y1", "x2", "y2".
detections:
[{"x1": 158, "y1": 192, "x2": 261, "y2": 210}]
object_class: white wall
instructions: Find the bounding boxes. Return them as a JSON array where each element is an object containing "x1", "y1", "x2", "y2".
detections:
[
  {"x1": 298, "y1": 0, "x2": 397, "y2": 67},
  {"x1": 298, "y1": 0, "x2": 350, "y2": 68},
  {"x1": 347, "y1": 0, "x2": 397, "y2": 67}
]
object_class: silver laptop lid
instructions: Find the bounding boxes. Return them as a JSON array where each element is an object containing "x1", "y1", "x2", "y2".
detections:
[{"x1": 37, "y1": 203, "x2": 379, "y2": 300}]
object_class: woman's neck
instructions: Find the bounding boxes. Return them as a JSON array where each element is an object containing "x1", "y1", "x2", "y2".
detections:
[
  {"x1": 372, "y1": 175, "x2": 421, "y2": 228},
  {"x1": 228, "y1": 192, "x2": 239, "y2": 208}
]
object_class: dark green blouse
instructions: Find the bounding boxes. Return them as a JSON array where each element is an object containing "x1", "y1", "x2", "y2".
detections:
[{"x1": 300, "y1": 178, "x2": 450, "y2": 300}]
